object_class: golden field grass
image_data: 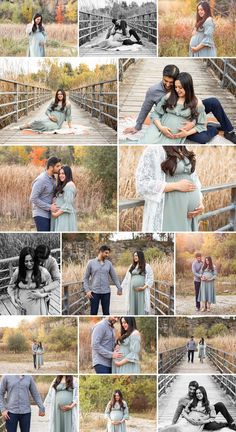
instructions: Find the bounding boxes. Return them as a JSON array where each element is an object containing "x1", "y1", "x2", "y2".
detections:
[
  {"x1": 0, "y1": 164, "x2": 117, "y2": 232},
  {"x1": 0, "y1": 23, "x2": 77, "y2": 56},
  {"x1": 119, "y1": 146, "x2": 236, "y2": 231},
  {"x1": 158, "y1": 336, "x2": 188, "y2": 353},
  {"x1": 79, "y1": 319, "x2": 157, "y2": 374},
  {"x1": 159, "y1": 14, "x2": 236, "y2": 57}
]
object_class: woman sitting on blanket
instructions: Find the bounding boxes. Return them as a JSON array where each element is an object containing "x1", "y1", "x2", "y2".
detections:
[{"x1": 20, "y1": 89, "x2": 72, "y2": 133}]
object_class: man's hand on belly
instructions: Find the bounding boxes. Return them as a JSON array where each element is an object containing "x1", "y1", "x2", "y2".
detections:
[{"x1": 187, "y1": 203, "x2": 204, "y2": 218}]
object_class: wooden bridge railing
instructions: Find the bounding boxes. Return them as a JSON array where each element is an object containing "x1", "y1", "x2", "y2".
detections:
[
  {"x1": 119, "y1": 59, "x2": 136, "y2": 81},
  {"x1": 119, "y1": 183, "x2": 236, "y2": 232},
  {"x1": 0, "y1": 249, "x2": 61, "y2": 294},
  {"x1": 158, "y1": 375, "x2": 176, "y2": 397},
  {"x1": 212, "y1": 375, "x2": 236, "y2": 401},
  {"x1": 206, "y1": 59, "x2": 236, "y2": 94},
  {"x1": 207, "y1": 345, "x2": 236, "y2": 374},
  {"x1": 62, "y1": 281, "x2": 89, "y2": 315},
  {"x1": 79, "y1": 12, "x2": 112, "y2": 45},
  {"x1": 151, "y1": 281, "x2": 174, "y2": 315},
  {"x1": 158, "y1": 345, "x2": 186, "y2": 374},
  {"x1": 70, "y1": 79, "x2": 117, "y2": 129},
  {"x1": 0, "y1": 78, "x2": 52, "y2": 128},
  {"x1": 127, "y1": 12, "x2": 157, "y2": 44}
]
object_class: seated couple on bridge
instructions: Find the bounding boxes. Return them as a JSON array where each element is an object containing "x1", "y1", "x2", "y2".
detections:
[
  {"x1": 123, "y1": 64, "x2": 236, "y2": 144},
  {"x1": 89, "y1": 17, "x2": 143, "y2": 50},
  {"x1": 160, "y1": 380, "x2": 236, "y2": 431}
]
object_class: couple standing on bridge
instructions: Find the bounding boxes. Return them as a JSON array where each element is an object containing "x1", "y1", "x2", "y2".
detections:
[
  {"x1": 160, "y1": 380, "x2": 236, "y2": 431},
  {"x1": 83, "y1": 245, "x2": 154, "y2": 315},
  {"x1": 89, "y1": 16, "x2": 144, "y2": 50},
  {"x1": 186, "y1": 336, "x2": 206, "y2": 364}
]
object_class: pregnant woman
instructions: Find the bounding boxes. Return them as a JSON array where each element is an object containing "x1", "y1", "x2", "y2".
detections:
[
  {"x1": 7, "y1": 246, "x2": 52, "y2": 315},
  {"x1": 51, "y1": 165, "x2": 77, "y2": 231},
  {"x1": 44, "y1": 375, "x2": 78, "y2": 432},
  {"x1": 136, "y1": 146, "x2": 204, "y2": 232},
  {"x1": 160, "y1": 386, "x2": 216, "y2": 432},
  {"x1": 36, "y1": 341, "x2": 44, "y2": 370},
  {"x1": 121, "y1": 251, "x2": 154, "y2": 314},
  {"x1": 26, "y1": 13, "x2": 47, "y2": 57},
  {"x1": 139, "y1": 72, "x2": 218, "y2": 145},
  {"x1": 112, "y1": 317, "x2": 141, "y2": 374},
  {"x1": 105, "y1": 390, "x2": 129, "y2": 432},
  {"x1": 198, "y1": 256, "x2": 217, "y2": 312},
  {"x1": 20, "y1": 89, "x2": 72, "y2": 133},
  {"x1": 190, "y1": 2, "x2": 216, "y2": 57}
]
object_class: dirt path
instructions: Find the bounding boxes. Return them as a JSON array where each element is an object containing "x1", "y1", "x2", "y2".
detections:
[
  {"x1": 81, "y1": 412, "x2": 156, "y2": 432},
  {"x1": 176, "y1": 295, "x2": 236, "y2": 315},
  {"x1": 0, "y1": 360, "x2": 77, "y2": 374}
]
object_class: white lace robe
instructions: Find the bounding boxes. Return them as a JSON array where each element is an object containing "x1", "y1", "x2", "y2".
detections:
[{"x1": 136, "y1": 146, "x2": 202, "y2": 232}]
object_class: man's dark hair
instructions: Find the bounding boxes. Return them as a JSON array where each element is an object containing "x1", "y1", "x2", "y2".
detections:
[
  {"x1": 47, "y1": 156, "x2": 61, "y2": 169},
  {"x1": 99, "y1": 245, "x2": 111, "y2": 252},
  {"x1": 35, "y1": 244, "x2": 51, "y2": 260},
  {"x1": 191, "y1": 335, "x2": 194, "y2": 338},
  {"x1": 163, "y1": 65, "x2": 180, "y2": 79},
  {"x1": 112, "y1": 18, "x2": 117, "y2": 24},
  {"x1": 189, "y1": 381, "x2": 199, "y2": 389},
  {"x1": 195, "y1": 252, "x2": 202, "y2": 258}
]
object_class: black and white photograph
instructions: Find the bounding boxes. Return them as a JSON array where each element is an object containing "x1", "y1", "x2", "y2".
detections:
[
  {"x1": 0, "y1": 233, "x2": 61, "y2": 316},
  {"x1": 158, "y1": 375, "x2": 236, "y2": 431},
  {"x1": 79, "y1": 0, "x2": 157, "y2": 57}
]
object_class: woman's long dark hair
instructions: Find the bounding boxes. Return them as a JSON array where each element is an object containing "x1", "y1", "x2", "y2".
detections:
[
  {"x1": 117, "y1": 317, "x2": 137, "y2": 344},
  {"x1": 202, "y1": 256, "x2": 214, "y2": 272},
  {"x1": 196, "y1": 2, "x2": 212, "y2": 30},
  {"x1": 108, "y1": 390, "x2": 125, "y2": 411},
  {"x1": 199, "y1": 338, "x2": 205, "y2": 345},
  {"x1": 51, "y1": 89, "x2": 67, "y2": 112},
  {"x1": 129, "y1": 250, "x2": 146, "y2": 275},
  {"x1": 161, "y1": 146, "x2": 196, "y2": 177},
  {"x1": 189, "y1": 386, "x2": 211, "y2": 414},
  {"x1": 55, "y1": 165, "x2": 74, "y2": 196},
  {"x1": 32, "y1": 13, "x2": 44, "y2": 33},
  {"x1": 17, "y1": 247, "x2": 41, "y2": 288},
  {"x1": 164, "y1": 72, "x2": 198, "y2": 121},
  {"x1": 53, "y1": 375, "x2": 74, "y2": 391}
]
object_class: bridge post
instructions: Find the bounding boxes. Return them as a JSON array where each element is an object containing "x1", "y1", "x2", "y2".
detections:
[
  {"x1": 169, "y1": 285, "x2": 174, "y2": 314},
  {"x1": 99, "y1": 82, "x2": 104, "y2": 123},
  {"x1": 159, "y1": 352, "x2": 163, "y2": 373},
  {"x1": 230, "y1": 187, "x2": 236, "y2": 230},
  {"x1": 63, "y1": 285, "x2": 69, "y2": 315},
  {"x1": 92, "y1": 84, "x2": 96, "y2": 117},
  {"x1": 154, "y1": 280, "x2": 158, "y2": 313},
  {"x1": 26, "y1": 85, "x2": 29, "y2": 116},
  {"x1": 13, "y1": 82, "x2": 18, "y2": 123},
  {"x1": 89, "y1": 14, "x2": 92, "y2": 41}
]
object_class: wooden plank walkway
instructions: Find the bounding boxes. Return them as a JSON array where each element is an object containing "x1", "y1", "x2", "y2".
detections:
[
  {"x1": 79, "y1": 29, "x2": 156, "y2": 57},
  {"x1": 119, "y1": 58, "x2": 236, "y2": 144},
  {"x1": 0, "y1": 100, "x2": 117, "y2": 145},
  {"x1": 0, "y1": 287, "x2": 61, "y2": 315},
  {"x1": 159, "y1": 375, "x2": 236, "y2": 430},
  {"x1": 98, "y1": 285, "x2": 126, "y2": 315},
  {"x1": 170, "y1": 353, "x2": 220, "y2": 374}
]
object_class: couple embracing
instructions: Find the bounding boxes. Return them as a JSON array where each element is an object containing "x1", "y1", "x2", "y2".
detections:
[
  {"x1": 30, "y1": 156, "x2": 77, "y2": 232},
  {"x1": 192, "y1": 253, "x2": 217, "y2": 312}
]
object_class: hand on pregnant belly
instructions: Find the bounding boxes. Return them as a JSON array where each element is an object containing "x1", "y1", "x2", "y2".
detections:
[{"x1": 187, "y1": 203, "x2": 204, "y2": 219}]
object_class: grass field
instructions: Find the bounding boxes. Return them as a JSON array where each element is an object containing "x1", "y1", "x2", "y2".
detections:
[{"x1": 0, "y1": 23, "x2": 77, "y2": 56}]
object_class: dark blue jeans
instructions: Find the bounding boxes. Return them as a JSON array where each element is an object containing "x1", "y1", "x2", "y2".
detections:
[
  {"x1": 194, "y1": 281, "x2": 201, "y2": 310},
  {"x1": 90, "y1": 292, "x2": 111, "y2": 315},
  {"x1": 34, "y1": 216, "x2": 50, "y2": 232},
  {"x1": 189, "y1": 97, "x2": 234, "y2": 144},
  {"x1": 94, "y1": 364, "x2": 112, "y2": 374},
  {"x1": 6, "y1": 412, "x2": 31, "y2": 432}
]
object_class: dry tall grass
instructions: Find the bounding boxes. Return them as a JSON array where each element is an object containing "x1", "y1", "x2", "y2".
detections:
[
  {"x1": 0, "y1": 23, "x2": 77, "y2": 56},
  {"x1": 0, "y1": 164, "x2": 117, "y2": 231},
  {"x1": 158, "y1": 336, "x2": 187, "y2": 352},
  {"x1": 119, "y1": 146, "x2": 236, "y2": 231}
]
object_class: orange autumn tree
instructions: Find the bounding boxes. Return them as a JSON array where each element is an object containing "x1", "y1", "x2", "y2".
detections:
[
  {"x1": 28, "y1": 147, "x2": 47, "y2": 166},
  {"x1": 56, "y1": 0, "x2": 64, "y2": 24}
]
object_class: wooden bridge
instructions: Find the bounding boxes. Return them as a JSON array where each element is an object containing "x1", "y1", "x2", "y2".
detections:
[
  {"x1": 0, "y1": 249, "x2": 61, "y2": 315},
  {"x1": 62, "y1": 279, "x2": 173, "y2": 315},
  {"x1": 0, "y1": 78, "x2": 117, "y2": 145},
  {"x1": 79, "y1": 11, "x2": 157, "y2": 57},
  {"x1": 158, "y1": 374, "x2": 236, "y2": 430},
  {"x1": 118, "y1": 58, "x2": 236, "y2": 144}
]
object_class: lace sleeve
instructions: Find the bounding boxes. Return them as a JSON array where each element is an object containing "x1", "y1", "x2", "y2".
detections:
[
  {"x1": 136, "y1": 146, "x2": 166, "y2": 203},
  {"x1": 190, "y1": 170, "x2": 203, "y2": 201}
]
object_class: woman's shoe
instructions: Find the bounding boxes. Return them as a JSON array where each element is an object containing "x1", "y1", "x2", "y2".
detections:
[{"x1": 201, "y1": 307, "x2": 206, "y2": 312}]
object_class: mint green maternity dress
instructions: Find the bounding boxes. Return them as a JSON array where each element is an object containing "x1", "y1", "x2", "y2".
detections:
[
  {"x1": 27, "y1": 102, "x2": 72, "y2": 132},
  {"x1": 105, "y1": 401, "x2": 129, "y2": 432},
  {"x1": 51, "y1": 183, "x2": 77, "y2": 232},
  {"x1": 129, "y1": 268, "x2": 146, "y2": 315},
  {"x1": 54, "y1": 383, "x2": 73, "y2": 432},
  {"x1": 112, "y1": 333, "x2": 141, "y2": 374},
  {"x1": 198, "y1": 268, "x2": 217, "y2": 303}
]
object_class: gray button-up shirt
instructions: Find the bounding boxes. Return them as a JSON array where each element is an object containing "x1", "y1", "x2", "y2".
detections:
[
  {"x1": 187, "y1": 340, "x2": 196, "y2": 351},
  {"x1": 192, "y1": 260, "x2": 203, "y2": 282},
  {"x1": 83, "y1": 258, "x2": 122, "y2": 294},
  {"x1": 0, "y1": 375, "x2": 45, "y2": 414},
  {"x1": 135, "y1": 81, "x2": 166, "y2": 130},
  {"x1": 42, "y1": 256, "x2": 60, "y2": 292},
  {"x1": 91, "y1": 319, "x2": 116, "y2": 367},
  {"x1": 30, "y1": 171, "x2": 57, "y2": 219}
]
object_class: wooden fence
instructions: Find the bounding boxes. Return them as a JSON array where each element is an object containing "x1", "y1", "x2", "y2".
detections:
[
  {"x1": 0, "y1": 249, "x2": 61, "y2": 295},
  {"x1": 212, "y1": 375, "x2": 236, "y2": 401},
  {"x1": 119, "y1": 183, "x2": 236, "y2": 232},
  {"x1": 206, "y1": 59, "x2": 236, "y2": 95},
  {"x1": 79, "y1": 11, "x2": 157, "y2": 45},
  {"x1": 158, "y1": 375, "x2": 176, "y2": 397},
  {"x1": 207, "y1": 345, "x2": 236, "y2": 374},
  {"x1": 0, "y1": 78, "x2": 52, "y2": 128},
  {"x1": 151, "y1": 281, "x2": 174, "y2": 315},
  {"x1": 69, "y1": 79, "x2": 117, "y2": 130},
  {"x1": 119, "y1": 58, "x2": 136, "y2": 81},
  {"x1": 158, "y1": 345, "x2": 186, "y2": 374}
]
